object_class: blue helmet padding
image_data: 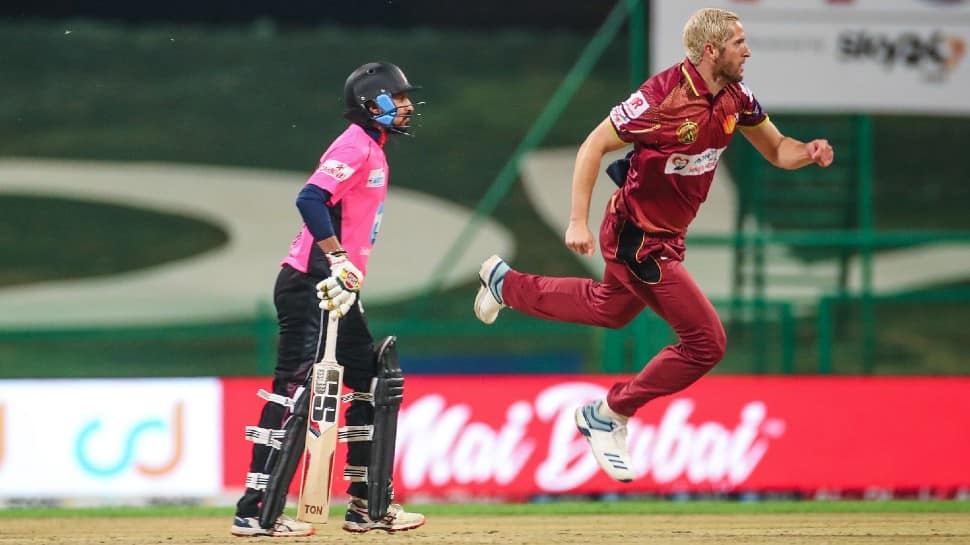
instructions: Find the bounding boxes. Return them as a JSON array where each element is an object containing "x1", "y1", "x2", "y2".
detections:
[{"x1": 372, "y1": 93, "x2": 398, "y2": 126}]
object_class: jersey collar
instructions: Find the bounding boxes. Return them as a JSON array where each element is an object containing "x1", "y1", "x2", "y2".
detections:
[
  {"x1": 362, "y1": 124, "x2": 388, "y2": 147},
  {"x1": 681, "y1": 59, "x2": 713, "y2": 99}
]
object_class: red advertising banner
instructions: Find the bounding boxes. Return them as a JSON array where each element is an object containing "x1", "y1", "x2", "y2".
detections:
[{"x1": 222, "y1": 376, "x2": 970, "y2": 499}]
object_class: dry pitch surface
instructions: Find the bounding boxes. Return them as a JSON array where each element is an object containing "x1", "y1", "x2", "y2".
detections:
[{"x1": 3, "y1": 513, "x2": 969, "y2": 545}]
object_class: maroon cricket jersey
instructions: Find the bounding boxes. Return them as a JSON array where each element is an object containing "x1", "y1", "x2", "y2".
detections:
[{"x1": 609, "y1": 59, "x2": 767, "y2": 235}]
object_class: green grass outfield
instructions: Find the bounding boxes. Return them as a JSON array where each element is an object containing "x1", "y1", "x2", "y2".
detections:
[{"x1": 3, "y1": 500, "x2": 969, "y2": 519}]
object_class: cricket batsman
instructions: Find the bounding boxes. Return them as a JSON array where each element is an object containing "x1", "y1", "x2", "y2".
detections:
[{"x1": 231, "y1": 61, "x2": 426, "y2": 536}]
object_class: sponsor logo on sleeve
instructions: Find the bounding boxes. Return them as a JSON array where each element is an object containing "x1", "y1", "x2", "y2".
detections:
[
  {"x1": 723, "y1": 113, "x2": 738, "y2": 135},
  {"x1": 621, "y1": 90, "x2": 650, "y2": 118},
  {"x1": 367, "y1": 168, "x2": 386, "y2": 188},
  {"x1": 664, "y1": 147, "x2": 726, "y2": 176},
  {"x1": 316, "y1": 159, "x2": 355, "y2": 182},
  {"x1": 609, "y1": 106, "x2": 630, "y2": 128}
]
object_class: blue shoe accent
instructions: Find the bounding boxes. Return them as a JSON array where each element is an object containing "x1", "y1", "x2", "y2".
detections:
[
  {"x1": 581, "y1": 401, "x2": 615, "y2": 432},
  {"x1": 486, "y1": 259, "x2": 509, "y2": 304},
  {"x1": 574, "y1": 401, "x2": 635, "y2": 482},
  {"x1": 230, "y1": 515, "x2": 273, "y2": 536},
  {"x1": 603, "y1": 453, "x2": 629, "y2": 470}
]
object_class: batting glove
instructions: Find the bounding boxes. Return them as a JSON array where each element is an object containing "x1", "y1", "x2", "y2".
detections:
[{"x1": 316, "y1": 250, "x2": 364, "y2": 318}]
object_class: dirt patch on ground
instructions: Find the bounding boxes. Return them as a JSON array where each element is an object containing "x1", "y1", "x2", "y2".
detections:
[{"x1": 2, "y1": 513, "x2": 968, "y2": 545}]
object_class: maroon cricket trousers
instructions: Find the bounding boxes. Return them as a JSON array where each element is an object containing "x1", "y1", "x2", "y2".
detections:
[{"x1": 501, "y1": 196, "x2": 727, "y2": 417}]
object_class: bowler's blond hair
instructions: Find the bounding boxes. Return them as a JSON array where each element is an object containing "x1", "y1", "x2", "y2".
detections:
[{"x1": 683, "y1": 8, "x2": 740, "y2": 64}]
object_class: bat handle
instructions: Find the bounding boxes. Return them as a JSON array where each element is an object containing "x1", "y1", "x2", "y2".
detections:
[{"x1": 322, "y1": 312, "x2": 339, "y2": 364}]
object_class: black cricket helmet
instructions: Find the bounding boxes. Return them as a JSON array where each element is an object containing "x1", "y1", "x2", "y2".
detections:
[{"x1": 343, "y1": 61, "x2": 420, "y2": 129}]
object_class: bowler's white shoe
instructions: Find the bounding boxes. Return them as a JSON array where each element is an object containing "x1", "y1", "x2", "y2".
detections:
[
  {"x1": 474, "y1": 254, "x2": 508, "y2": 324},
  {"x1": 575, "y1": 400, "x2": 635, "y2": 482}
]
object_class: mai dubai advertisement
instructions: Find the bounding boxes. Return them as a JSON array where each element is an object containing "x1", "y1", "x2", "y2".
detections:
[{"x1": 1, "y1": 376, "x2": 968, "y2": 500}]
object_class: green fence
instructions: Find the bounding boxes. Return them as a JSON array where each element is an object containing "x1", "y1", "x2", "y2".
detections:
[
  {"x1": 2, "y1": 3, "x2": 969, "y2": 379},
  {"x1": 817, "y1": 289, "x2": 970, "y2": 375}
]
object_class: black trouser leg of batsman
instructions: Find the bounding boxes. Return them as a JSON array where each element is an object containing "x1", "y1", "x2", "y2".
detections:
[
  {"x1": 236, "y1": 266, "x2": 322, "y2": 518},
  {"x1": 331, "y1": 297, "x2": 377, "y2": 500},
  {"x1": 235, "y1": 265, "x2": 378, "y2": 516}
]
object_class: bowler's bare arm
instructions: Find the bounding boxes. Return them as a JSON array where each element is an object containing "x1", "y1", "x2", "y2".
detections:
[
  {"x1": 740, "y1": 119, "x2": 834, "y2": 170},
  {"x1": 567, "y1": 118, "x2": 628, "y2": 256}
]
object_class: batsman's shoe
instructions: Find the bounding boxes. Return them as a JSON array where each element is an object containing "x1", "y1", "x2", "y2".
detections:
[
  {"x1": 230, "y1": 514, "x2": 315, "y2": 537},
  {"x1": 575, "y1": 400, "x2": 635, "y2": 482},
  {"x1": 342, "y1": 497, "x2": 426, "y2": 533},
  {"x1": 474, "y1": 254, "x2": 509, "y2": 325}
]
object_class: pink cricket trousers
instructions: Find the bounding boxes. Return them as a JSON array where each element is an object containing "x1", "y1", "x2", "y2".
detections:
[{"x1": 501, "y1": 197, "x2": 726, "y2": 417}]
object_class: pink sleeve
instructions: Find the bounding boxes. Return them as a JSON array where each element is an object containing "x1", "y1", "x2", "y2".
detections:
[{"x1": 305, "y1": 145, "x2": 367, "y2": 204}]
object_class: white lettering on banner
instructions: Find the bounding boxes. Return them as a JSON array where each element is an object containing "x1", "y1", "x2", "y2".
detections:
[
  {"x1": 664, "y1": 147, "x2": 725, "y2": 176},
  {"x1": 535, "y1": 382, "x2": 606, "y2": 491},
  {"x1": 638, "y1": 398, "x2": 775, "y2": 484},
  {"x1": 396, "y1": 396, "x2": 535, "y2": 488},
  {"x1": 395, "y1": 382, "x2": 785, "y2": 492}
]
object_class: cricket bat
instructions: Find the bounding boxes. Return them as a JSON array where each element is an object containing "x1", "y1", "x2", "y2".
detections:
[{"x1": 297, "y1": 314, "x2": 344, "y2": 523}]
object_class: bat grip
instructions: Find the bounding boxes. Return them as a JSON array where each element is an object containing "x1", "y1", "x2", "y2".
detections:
[{"x1": 322, "y1": 312, "x2": 339, "y2": 364}]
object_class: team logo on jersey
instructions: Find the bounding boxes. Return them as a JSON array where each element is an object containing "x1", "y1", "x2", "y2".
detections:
[
  {"x1": 317, "y1": 159, "x2": 355, "y2": 182},
  {"x1": 367, "y1": 168, "x2": 386, "y2": 188},
  {"x1": 621, "y1": 90, "x2": 650, "y2": 118},
  {"x1": 723, "y1": 114, "x2": 737, "y2": 135},
  {"x1": 677, "y1": 120, "x2": 699, "y2": 144}
]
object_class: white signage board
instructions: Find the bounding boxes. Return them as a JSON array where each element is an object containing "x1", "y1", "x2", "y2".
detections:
[
  {"x1": 651, "y1": 0, "x2": 970, "y2": 114},
  {"x1": 0, "y1": 378, "x2": 222, "y2": 497}
]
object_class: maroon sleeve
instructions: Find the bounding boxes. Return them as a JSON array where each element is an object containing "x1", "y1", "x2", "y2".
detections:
[
  {"x1": 608, "y1": 86, "x2": 660, "y2": 144},
  {"x1": 736, "y1": 82, "x2": 767, "y2": 127},
  {"x1": 608, "y1": 64, "x2": 682, "y2": 145}
]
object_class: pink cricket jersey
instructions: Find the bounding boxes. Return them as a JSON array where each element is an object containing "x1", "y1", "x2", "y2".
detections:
[{"x1": 282, "y1": 123, "x2": 389, "y2": 276}]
